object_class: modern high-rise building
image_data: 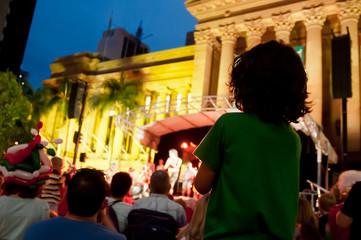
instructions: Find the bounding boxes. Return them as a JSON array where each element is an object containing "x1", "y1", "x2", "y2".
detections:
[{"x1": 97, "y1": 27, "x2": 150, "y2": 60}]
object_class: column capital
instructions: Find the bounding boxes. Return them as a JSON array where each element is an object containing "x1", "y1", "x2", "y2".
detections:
[
  {"x1": 218, "y1": 23, "x2": 238, "y2": 43},
  {"x1": 244, "y1": 18, "x2": 266, "y2": 38},
  {"x1": 194, "y1": 28, "x2": 215, "y2": 46},
  {"x1": 272, "y1": 12, "x2": 295, "y2": 34},
  {"x1": 302, "y1": 5, "x2": 326, "y2": 30},
  {"x1": 337, "y1": 0, "x2": 361, "y2": 23}
]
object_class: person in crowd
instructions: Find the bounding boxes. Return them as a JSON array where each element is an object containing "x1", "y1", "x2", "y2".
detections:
[
  {"x1": 193, "y1": 40, "x2": 310, "y2": 239},
  {"x1": 165, "y1": 149, "x2": 182, "y2": 195},
  {"x1": 294, "y1": 197, "x2": 321, "y2": 240},
  {"x1": 105, "y1": 162, "x2": 119, "y2": 184},
  {"x1": 156, "y1": 159, "x2": 165, "y2": 170},
  {"x1": 132, "y1": 170, "x2": 187, "y2": 228},
  {"x1": 336, "y1": 181, "x2": 361, "y2": 239},
  {"x1": 0, "y1": 173, "x2": 4, "y2": 195},
  {"x1": 40, "y1": 156, "x2": 65, "y2": 213},
  {"x1": 107, "y1": 171, "x2": 133, "y2": 233},
  {"x1": 128, "y1": 167, "x2": 144, "y2": 200},
  {"x1": 185, "y1": 198, "x2": 197, "y2": 223},
  {"x1": 0, "y1": 181, "x2": 49, "y2": 240},
  {"x1": 328, "y1": 170, "x2": 361, "y2": 240},
  {"x1": 23, "y1": 168, "x2": 126, "y2": 240},
  {"x1": 57, "y1": 163, "x2": 76, "y2": 216},
  {"x1": 0, "y1": 122, "x2": 52, "y2": 240},
  {"x1": 141, "y1": 158, "x2": 155, "y2": 196},
  {"x1": 318, "y1": 193, "x2": 336, "y2": 238},
  {"x1": 182, "y1": 162, "x2": 197, "y2": 197},
  {"x1": 177, "y1": 193, "x2": 210, "y2": 240},
  {"x1": 175, "y1": 198, "x2": 187, "y2": 211}
]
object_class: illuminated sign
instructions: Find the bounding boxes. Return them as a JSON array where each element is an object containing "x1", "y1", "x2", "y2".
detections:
[{"x1": 294, "y1": 46, "x2": 304, "y2": 64}]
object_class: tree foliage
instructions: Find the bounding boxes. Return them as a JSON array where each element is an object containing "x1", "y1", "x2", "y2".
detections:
[
  {"x1": 89, "y1": 72, "x2": 143, "y2": 114},
  {"x1": 28, "y1": 78, "x2": 70, "y2": 125},
  {"x1": 0, "y1": 71, "x2": 32, "y2": 155}
]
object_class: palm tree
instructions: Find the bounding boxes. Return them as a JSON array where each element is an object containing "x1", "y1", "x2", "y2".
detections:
[
  {"x1": 28, "y1": 88, "x2": 52, "y2": 123},
  {"x1": 90, "y1": 72, "x2": 142, "y2": 114},
  {"x1": 33, "y1": 78, "x2": 71, "y2": 156},
  {"x1": 89, "y1": 71, "x2": 144, "y2": 165}
]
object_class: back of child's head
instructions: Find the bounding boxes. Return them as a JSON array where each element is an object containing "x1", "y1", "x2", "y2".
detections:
[
  {"x1": 230, "y1": 40, "x2": 310, "y2": 124},
  {"x1": 51, "y1": 157, "x2": 63, "y2": 173},
  {"x1": 175, "y1": 198, "x2": 186, "y2": 210},
  {"x1": 297, "y1": 197, "x2": 321, "y2": 240},
  {"x1": 318, "y1": 193, "x2": 336, "y2": 213},
  {"x1": 110, "y1": 172, "x2": 132, "y2": 198},
  {"x1": 297, "y1": 197, "x2": 316, "y2": 225}
]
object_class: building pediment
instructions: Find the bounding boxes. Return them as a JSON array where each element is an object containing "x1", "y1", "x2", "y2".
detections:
[{"x1": 186, "y1": 0, "x2": 337, "y2": 24}]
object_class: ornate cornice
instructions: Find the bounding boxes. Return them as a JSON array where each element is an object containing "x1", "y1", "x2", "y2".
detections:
[
  {"x1": 244, "y1": 18, "x2": 266, "y2": 38},
  {"x1": 302, "y1": 5, "x2": 326, "y2": 30},
  {"x1": 272, "y1": 12, "x2": 295, "y2": 33},
  {"x1": 218, "y1": 23, "x2": 238, "y2": 43},
  {"x1": 194, "y1": 28, "x2": 214, "y2": 46},
  {"x1": 337, "y1": 0, "x2": 361, "y2": 23}
]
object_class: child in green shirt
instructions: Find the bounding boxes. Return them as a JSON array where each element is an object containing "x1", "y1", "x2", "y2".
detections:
[{"x1": 194, "y1": 40, "x2": 311, "y2": 240}]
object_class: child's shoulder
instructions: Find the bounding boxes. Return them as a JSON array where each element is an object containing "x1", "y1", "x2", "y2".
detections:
[{"x1": 218, "y1": 112, "x2": 255, "y2": 122}]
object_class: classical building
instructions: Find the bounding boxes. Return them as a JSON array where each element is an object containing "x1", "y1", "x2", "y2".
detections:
[
  {"x1": 41, "y1": 46, "x2": 195, "y2": 170},
  {"x1": 41, "y1": 0, "x2": 361, "y2": 172},
  {"x1": 186, "y1": 0, "x2": 361, "y2": 167}
]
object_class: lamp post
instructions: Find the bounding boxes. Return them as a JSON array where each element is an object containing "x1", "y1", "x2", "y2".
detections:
[
  {"x1": 107, "y1": 108, "x2": 115, "y2": 168},
  {"x1": 72, "y1": 81, "x2": 88, "y2": 165}
]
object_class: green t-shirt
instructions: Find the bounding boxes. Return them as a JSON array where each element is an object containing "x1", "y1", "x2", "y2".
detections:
[{"x1": 194, "y1": 113, "x2": 300, "y2": 240}]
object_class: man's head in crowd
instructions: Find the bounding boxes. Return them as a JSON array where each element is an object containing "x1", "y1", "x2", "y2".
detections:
[
  {"x1": 67, "y1": 168, "x2": 108, "y2": 217},
  {"x1": 150, "y1": 170, "x2": 170, "y2": 194}
]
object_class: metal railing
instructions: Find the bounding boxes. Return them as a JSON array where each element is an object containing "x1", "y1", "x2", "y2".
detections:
[{"x1": 114, "y1": 95, "x2": 234, "y2": 138}]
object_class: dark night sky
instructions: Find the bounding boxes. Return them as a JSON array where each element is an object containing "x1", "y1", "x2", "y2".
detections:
[{"x1": 21, "y1": 0, "x2": 198, "y2": 90}]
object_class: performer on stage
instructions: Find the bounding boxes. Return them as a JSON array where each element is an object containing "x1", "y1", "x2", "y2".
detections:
[
  {"x1": 141, "y1": 158, "x2": 155, "y2": 196},
  {"x1": 164, "y1": 149, "x2": 182, "y2": 195},
  {"x1": 182, "y1": 162, "x2": 197, "y2": 196},
  {"x1": 156, "y1": 159, "x2": 165, "y2": 171}
]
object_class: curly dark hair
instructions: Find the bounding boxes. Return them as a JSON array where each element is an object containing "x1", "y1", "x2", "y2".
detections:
[{"x1": 229, "y1": 40, "x2": 311, "y2": 124}]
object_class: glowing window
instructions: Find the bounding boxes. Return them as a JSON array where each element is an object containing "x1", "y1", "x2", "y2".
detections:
[
  {"x1": 156, "y1": 96, "x2": 160, "y2": 113},
  {"x1": 188, "y1": 93, "x2": 191, "y2": 109},
  {"x1": 176, "y1": 93, "x2": 182, "y2": 111},
  {"x1": 145, "y1": 96, "x2": 151, "y2": 112},
  {"x1": 166, "y1": 94, "x2": 171, "y2": 112}
]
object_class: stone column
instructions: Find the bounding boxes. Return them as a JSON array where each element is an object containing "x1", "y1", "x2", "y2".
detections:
[
  {"x1": 338, "y1": 0, "x2": 361, "y2": 151},
  {"x1": 191, "y1": 29, "x2": 214, "y2": 98},
  {"x1": 303, "y1": 6, "x2": 326, "y2": 125},
  {"x1": 272, "y1": 12, "x2": 295, "y2": 44},
  {"x1": 245, "y1": 18, "x2": 266, "y2": 49},
  {"x1": 217, "y1": 24, "x2": 238, "y2": 97}
]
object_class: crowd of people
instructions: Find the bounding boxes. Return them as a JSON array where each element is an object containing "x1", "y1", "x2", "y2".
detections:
[{"x1": 1, "y1": 40, "x2": 361, "y2": 239}]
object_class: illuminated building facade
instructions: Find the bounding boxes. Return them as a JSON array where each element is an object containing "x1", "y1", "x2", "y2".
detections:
[
  {"x1": 41, "y1": 0, "x2": 361, "y2": 170},
  {"x1": 186, "y1": 0, "x2": 361, "y2": 166},
  {"x1": 41, "y1": 47, "x2": 195, "y2": 170}
]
